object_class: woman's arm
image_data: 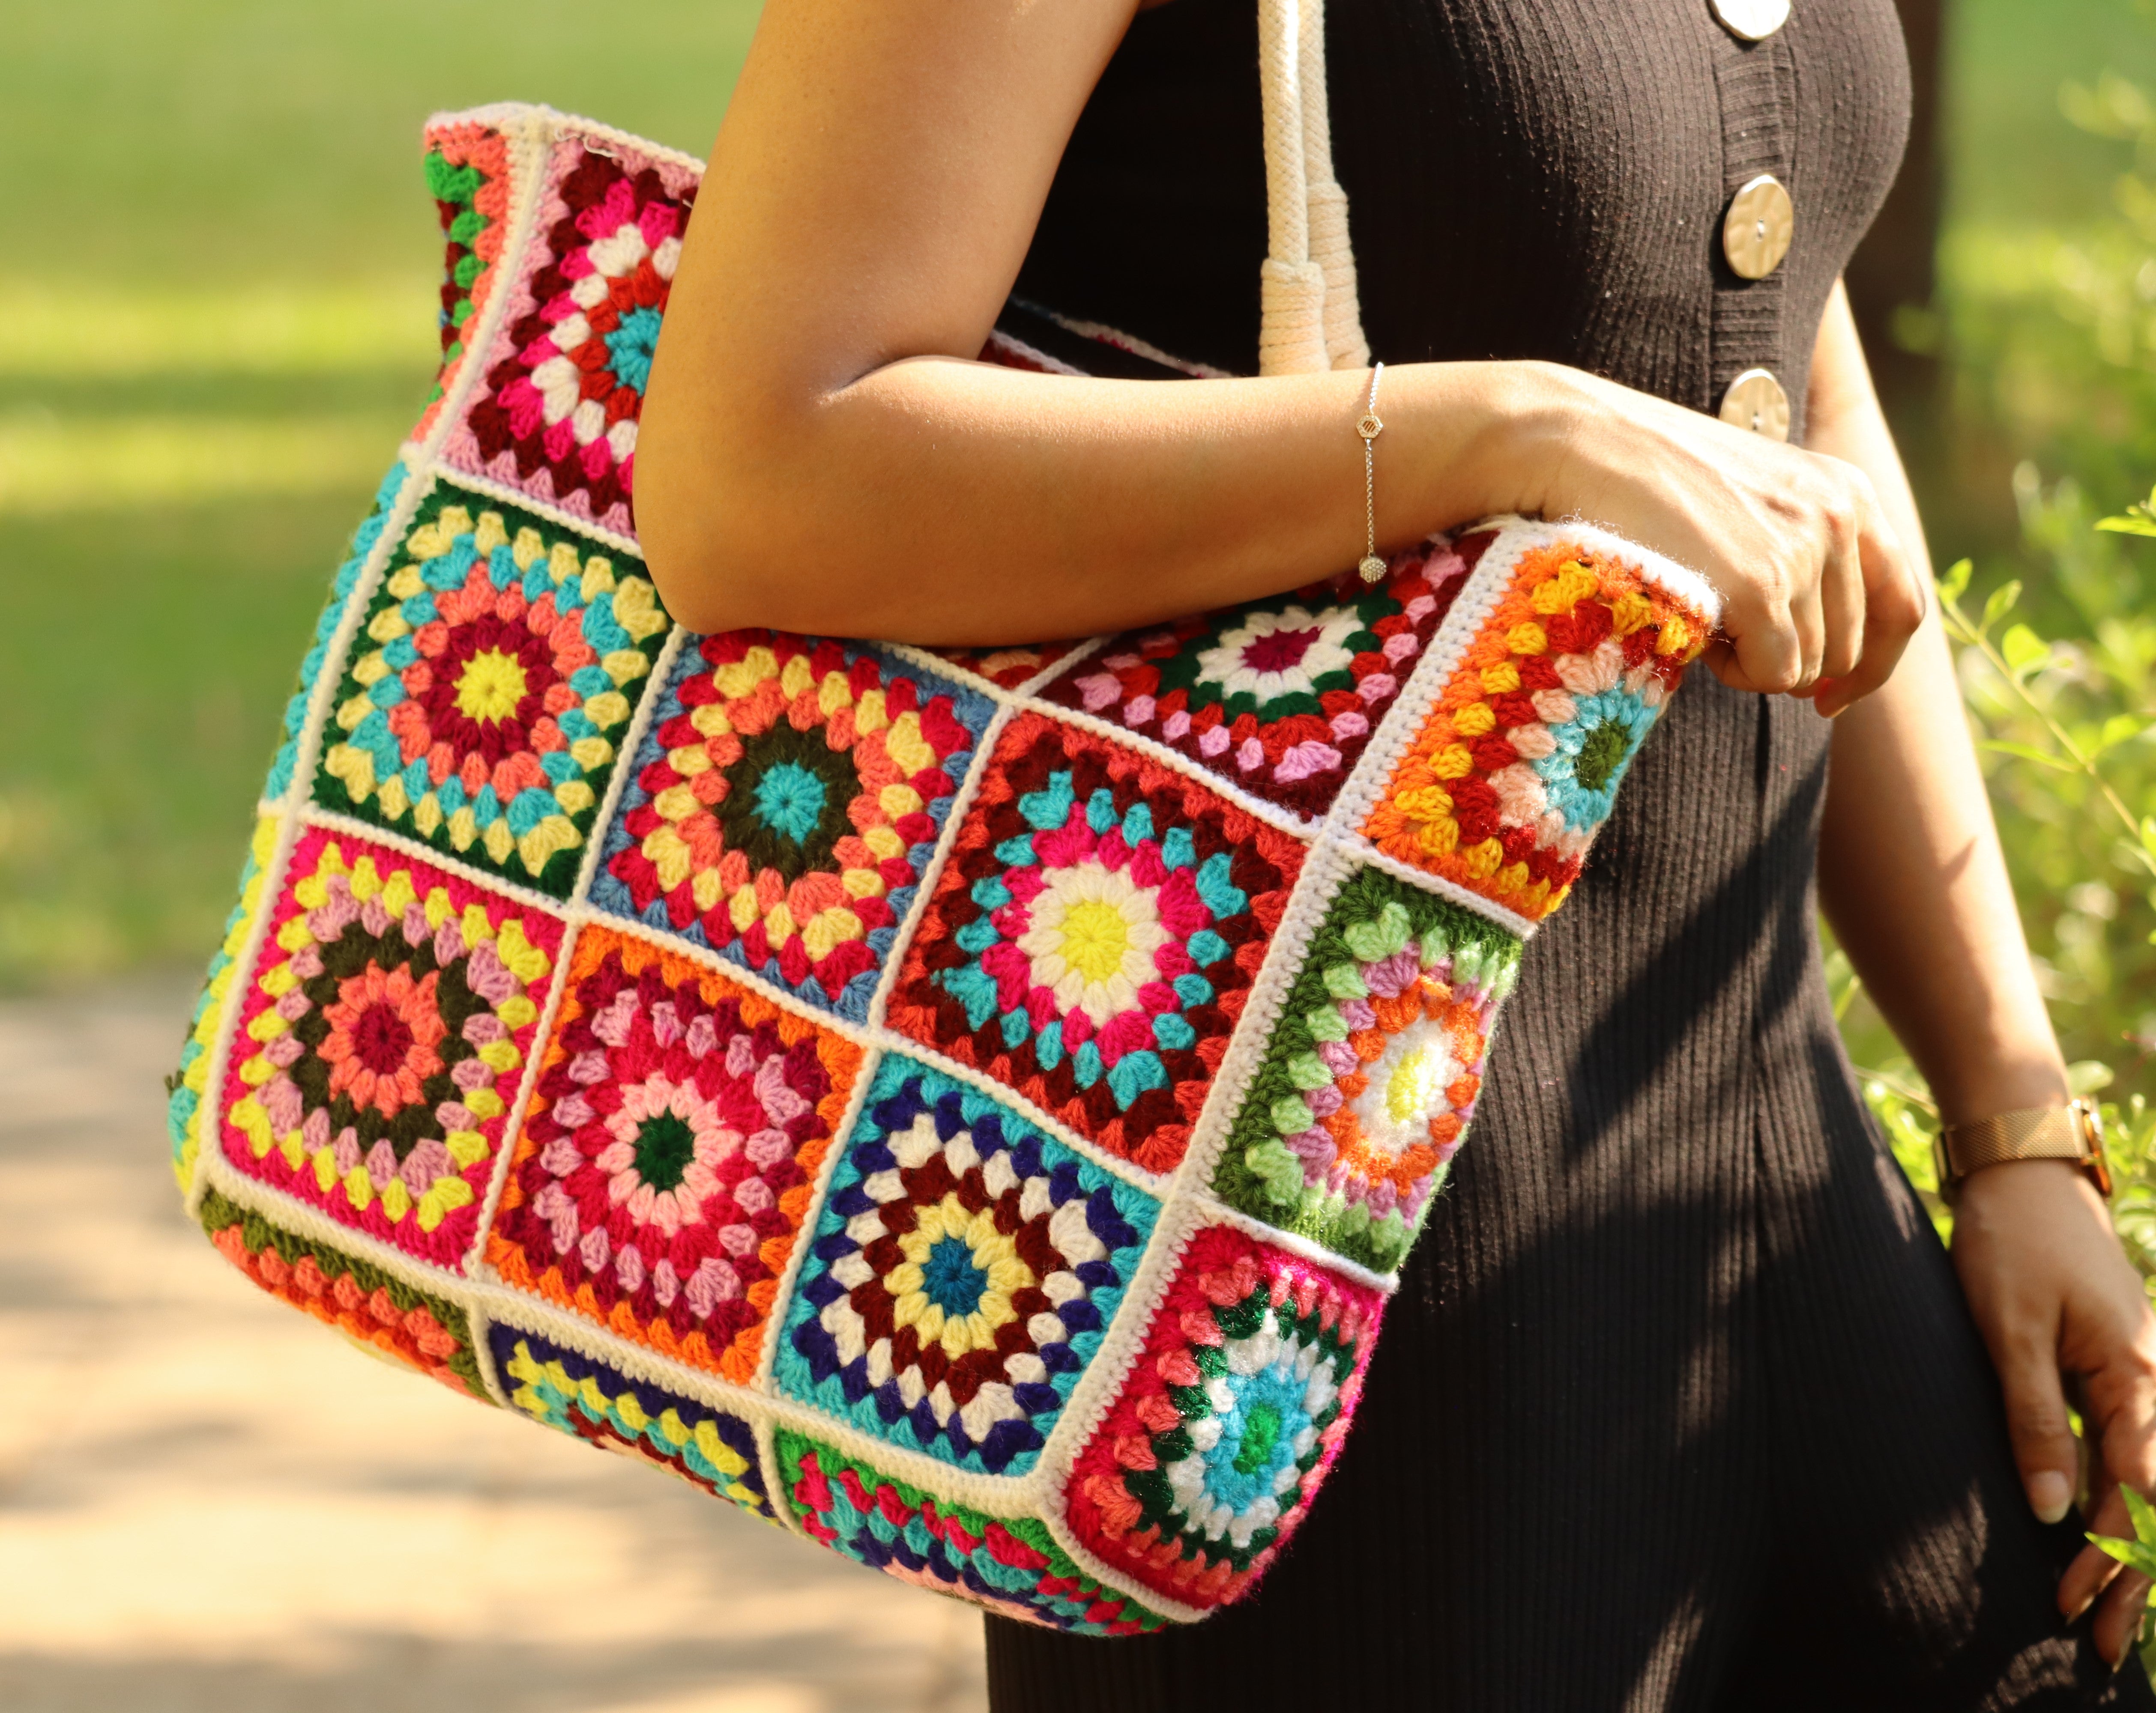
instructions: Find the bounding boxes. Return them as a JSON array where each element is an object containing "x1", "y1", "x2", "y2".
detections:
[
  {"x1": 1809, "y1": 279, "x2": 2156, "y2": 1664},
  {"x1": 638, "y1": 0, "x2": 1923, "y2": 707}
]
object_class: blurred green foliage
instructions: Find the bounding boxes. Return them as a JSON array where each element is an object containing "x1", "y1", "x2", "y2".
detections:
[{"x1": 1836, "y1": 4, "x2": 2156, "y2": 1266}]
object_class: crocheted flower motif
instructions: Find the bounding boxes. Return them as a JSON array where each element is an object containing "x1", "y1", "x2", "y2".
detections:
[
  {"x1": 888, "y1": 714, "x2": 1302, "y2": 1175},
  {"x1": 1038, "y1": 543, "x2": 1473, "y2": 818},
  {"x1": 776, "y1": 1432, "x2": 1167, "y2": 1635},
  {"x1": 265, "y1": 465, "x2": 410, "y2": 802},
  {"x1": 414, "y1": 121, "x2": 514, "y2": 439},
  {"x1": 1210, "y1": 871, "x2": 1522, "y2": 1273},
  {"x1": 1064, "y1": 1226, "x2": 1382, "y2": 1612},
  {"x1": 315, "y1": 484, "x2": 670, "y2": 896},
  {"x1": 918, "y1": 642, "x2": 1087, "y2": 692},
  {"x1": 486, "y1": 927, "x2": 861, "y2": 1383},
  {"x1": 221, "y1": 830, "x2": 560, "y2": 1268},
  {"x1": 452, "y1": 135, "x2": 697, "y2": 531},
  {"x1": 200, "y1": 1190, "x2": 489, "y2": 1399},
  {"x1": 1364, "y1": 539, "x2": 1711, "y2": 921},
  {"x1": 492, "y1": 1322, "x2": 774, "y2": 1517},
  {"x1": 593, "y1": 633, "x2": 994, "y2": 1021},
  {"x1": 776, "y1": 1056, "x2": 1157, "y2": 1475}
]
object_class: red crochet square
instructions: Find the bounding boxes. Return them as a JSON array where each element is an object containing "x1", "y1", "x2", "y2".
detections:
[
  {"x1": 1062, "y1": 1224, "x2": 1383, "y2": 1612},
  {"x1": 883, "y1": 713, "x2": 1305, "y2": 1175}
]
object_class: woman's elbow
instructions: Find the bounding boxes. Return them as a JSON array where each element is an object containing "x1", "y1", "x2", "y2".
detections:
[{"x1": 634, "y1": 396, "x2": 792, "y2": 636}]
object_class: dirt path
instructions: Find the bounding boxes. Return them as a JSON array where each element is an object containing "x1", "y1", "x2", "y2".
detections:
[{"x1": 0, "y1": 981, "x2": 986, "y2": 1713}]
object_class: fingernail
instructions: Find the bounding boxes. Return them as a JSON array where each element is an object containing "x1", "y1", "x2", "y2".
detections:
[{"x1": 2030, "y1": 1470, "x2": 2073, "y2": 1524}]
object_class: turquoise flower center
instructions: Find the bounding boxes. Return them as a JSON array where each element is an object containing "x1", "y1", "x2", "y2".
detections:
[{"x1": 919, "y1": 1233, "x2": 989, "y2": 1317}]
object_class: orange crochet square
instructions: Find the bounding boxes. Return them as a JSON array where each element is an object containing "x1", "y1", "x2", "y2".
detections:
[{"x1": 1363, "y1": 540, "x2": 1711, "y2": 920}]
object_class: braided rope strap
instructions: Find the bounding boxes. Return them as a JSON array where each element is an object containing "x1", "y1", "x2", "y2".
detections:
[{"x1": 167, "y1": 20, "x2": 1717, "y2": 1635}]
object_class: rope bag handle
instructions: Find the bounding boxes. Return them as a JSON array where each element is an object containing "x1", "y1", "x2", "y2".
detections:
[{"x1": 1256, "y1": 0, "x2": 1371, "y2": 374}]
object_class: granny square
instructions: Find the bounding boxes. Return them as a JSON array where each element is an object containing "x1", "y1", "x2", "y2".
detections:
[
  {"x1": 444, "y1": 132, "x2": 699, "y2": 532},
  {"x1": 591, "y1": 632, "x2": 995, "y2": 1021},
  {"x1": 485, "y1": 925, "x2": 863, "y2": 1384},
  {"x1": 218, "y1": 827, "x2": 562, "y2": 1268},
  {"x1": 1363, "y1": 537, "x2": 1705, "y2": 922},
  {"x1": 886, "y1": 712, "x2": 1304, "y2": 1176},
  {"x1": 1208, "y1": 869, "x2": 1523, "y2": 1272},
  {"x1": 312, "y1": 478, "x2": 671, "y2": 896},
  {"x1": 774, "y1": 1430, "x2": 1167, "y2": 1635},
  {"x1": 200, "y1": 1188, "x2": 491, "y2": 1400},
  {"x1": 775, "y1": 1055, "x2": 1158, "y2": 1477},
  {"x1": 1036, "y1": 540, "x2": 1478, "y2": 818},
  {"x1": 491, "y1": 1320, "x2": 775, "y2": 1517},
  {"x1": 1062, "y1": 1224, "x2": 1383, "y2": 1612}
]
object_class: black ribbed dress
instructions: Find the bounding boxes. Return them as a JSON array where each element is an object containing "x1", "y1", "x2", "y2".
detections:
[{"x1": 987, "y1": 0, "x2": 2156, "y2": 1705}]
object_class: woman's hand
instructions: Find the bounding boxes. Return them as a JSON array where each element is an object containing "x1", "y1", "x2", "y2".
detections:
[
  {"x1": 1519, "y1": 358, "x2": 1926, "y2": 719},
  {"x1": 1953, "y1": 1159, "x2": 2156, "y2": 1666}
]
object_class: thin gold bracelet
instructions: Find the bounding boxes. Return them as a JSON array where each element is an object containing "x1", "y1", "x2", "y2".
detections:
[{"x1": 1357, "y1": 362, "x2": 1387, "y2": 584}]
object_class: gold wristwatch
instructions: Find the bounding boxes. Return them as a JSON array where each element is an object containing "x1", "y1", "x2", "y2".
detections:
[{"x1": 1932, "y1": 1098, "x2": 2112, "y2": 1205}]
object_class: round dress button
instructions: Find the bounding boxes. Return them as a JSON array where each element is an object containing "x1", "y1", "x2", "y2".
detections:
[
  {"x1": 1710, "y1": 0, "x2": 1791, "y2": 41},
  {"x1": 1719, "y1": 368, "x2": 1791, "y2": 440},
  {"x1": 1722, "y1": 174, "x2": 1794, "y2": 280}
]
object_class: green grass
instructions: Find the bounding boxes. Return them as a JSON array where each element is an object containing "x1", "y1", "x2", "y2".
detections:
[
  {"x1": 0, "y1": 0, "x2": 760, "y2": 987},
  {"x1": 1, "y1": 0, "x2": 2152, "y2": 985}
]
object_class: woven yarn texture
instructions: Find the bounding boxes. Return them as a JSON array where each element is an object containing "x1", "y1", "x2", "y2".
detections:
[{"x1": 169, "y1": 105, "x2": 1716, "y2": 1631}]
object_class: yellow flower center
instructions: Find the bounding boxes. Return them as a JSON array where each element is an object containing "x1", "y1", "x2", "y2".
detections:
[
  {"x1": 454, "y1": 647, "x2": 529, "y2": 725},
  {"x1": 1057, "y1": 898, "x2": 1132, "y2": 985},
  {"x1": 1383, "y1": 1043, "x2": 1447, "y2": 1127}
]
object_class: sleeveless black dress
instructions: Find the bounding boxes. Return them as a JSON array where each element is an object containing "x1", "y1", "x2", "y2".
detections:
[{"x1": 987, "y1": 2, "x2": 2156, "y2": 1707}]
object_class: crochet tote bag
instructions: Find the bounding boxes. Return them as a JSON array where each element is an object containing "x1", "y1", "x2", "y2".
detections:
[{"x1": 169, "y1": 0, "x2": 1718, "y2": 1634}]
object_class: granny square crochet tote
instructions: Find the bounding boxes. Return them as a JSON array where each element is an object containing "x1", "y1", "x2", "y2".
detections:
[{"x1": 169, "y1": 0, "x2": 1718, "y2": 1633}]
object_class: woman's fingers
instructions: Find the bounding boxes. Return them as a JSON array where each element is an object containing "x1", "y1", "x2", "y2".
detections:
[
  {"x1": 1815, "y1": 479, "x2": 1921, "y2": 717},
  {"x1": 1995, "y1": 1314, "x2": 2081, "y2": 1526}
]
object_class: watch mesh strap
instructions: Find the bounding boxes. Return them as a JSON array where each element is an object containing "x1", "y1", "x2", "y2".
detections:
[{"x1": 1943, "y1": 1106, "x2": 2083, "y2": 1175}]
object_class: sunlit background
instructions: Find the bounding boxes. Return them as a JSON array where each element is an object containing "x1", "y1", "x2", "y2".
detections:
[{"x1": 5, "y1": 0, "x2": 2156, "y2": 1706}]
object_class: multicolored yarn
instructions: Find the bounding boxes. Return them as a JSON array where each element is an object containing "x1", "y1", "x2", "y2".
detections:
[
  {"x1": 315, "y1": 480, "x2": 670, "y2": 895},
  {"x1": 1364, "y1": 537, "x2": 1712, "y2": 921},
  {"x1": 264, "y1": 466, "x2": 411, "y2": 802},
  {"x1": 1039, "y1": 544, "x2": 1470, "y2": 818},
  {"x1": 201, "y1": 1189, "x2": 489, "y2": 1398},
  {"x1": 777, "y1": 1056, "x2": 1157, "y2": 1475},
  {"x1": 593, "y1": 632, "x2": 993, "y2": 1021},
  {"x1": 1063, "y1": 1224, "x2": 1381, "y2": 1611},
  {"x1": 176, "y1": 106, "x2": 1720, "y2": 1632},
  {"x1": 493, "y1": 1322, "x2": 774, "y2": 1516},
  {"x1": 1209, "y1": 870, "x2": 1521, "y2": 1273},
  {"x1": 220, "y1": 827, "x2": 561, "y2": 1266},
  {"x1": 169, "y1": 815, "x2": 280, "y2": 1192},
  {"x1": 448, "y1": 133, "x2": 699, "y2": 531},
  {"x1": 487, "y1": 926, "x2": 861, "y2": 1383},
  {"x1": 777, "y1": 1431, "x2": 1167, "y2": 1635},
  {"x1": 415, "y1": 122, "x2": 514, "y2": 438},
  {"x1": 888, "y1": 713, "x2": 1303, "y2": 1176}
]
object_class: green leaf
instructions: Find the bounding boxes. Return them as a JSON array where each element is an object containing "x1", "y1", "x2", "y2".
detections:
[
  {"x1": 2097, "y1": 713, "x2": 2150, "y2": 753},
  {"x1": 1979, "y1": 739, "x2": 2079, "y2": 772},
  {"x1": 2123, "y1": 1483, "x2": 2156, "y2": 1548},
  {"x1": 2095, "y1": 512, "x2": 2156, "y2": 536},
  {"x1": 2088, "y1": 1533, "x2": 2156, "y2": 1579},
  {"x1": 2001, "y1": 623, "x2": 2053, "y2": 677},
  {"x1": 2141, "y1": 816, "x2": 2156, "y2": 858},
  {"x1": 1983, "y1": 579, "x2": 2024, "y2": 632},
  {"x1": 1937, "y1": 557, "x2": 1974, "y2": 606}
]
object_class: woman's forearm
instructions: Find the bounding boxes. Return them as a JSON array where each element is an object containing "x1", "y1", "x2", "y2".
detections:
[
  {"x1": 1810, "y1": 283, "x2": 2069, "y2": 1122},
  {"x1": 640, "y1": 346, "x2": 1563, "y2": 642}
]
